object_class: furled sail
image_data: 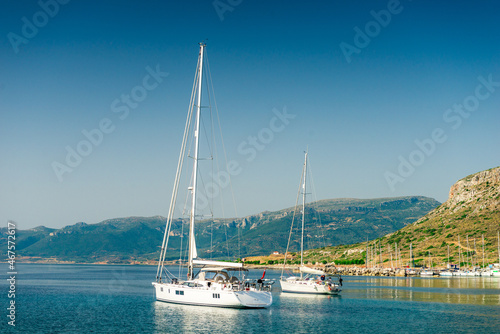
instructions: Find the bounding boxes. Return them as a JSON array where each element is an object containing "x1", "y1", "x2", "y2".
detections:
[
  {"x1": 190, "y1": 230, "x2": 198, "y2": 259},
  {"x1": 300, "y1": 266, "x2": 324, "y2": 275}
]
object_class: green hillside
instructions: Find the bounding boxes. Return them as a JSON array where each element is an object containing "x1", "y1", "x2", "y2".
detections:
[{"x1": 301, "y1": 167, "x2": 500, "y2": 268}]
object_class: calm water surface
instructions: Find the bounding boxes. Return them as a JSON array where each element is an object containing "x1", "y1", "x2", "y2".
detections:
[{"x1": 1, "y1": 264, "x2": 499, "y2": 333}]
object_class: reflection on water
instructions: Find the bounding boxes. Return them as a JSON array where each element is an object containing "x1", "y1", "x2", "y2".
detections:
[
  {"x1": 344, "y1": 276, "x2": 500, "y2": 306},
  {"x1": 1, "y1": 264, "x2": 498, "y2": 333},
  {"x1": 154, "y1": 301, "x2": 241, "y2": 333}
]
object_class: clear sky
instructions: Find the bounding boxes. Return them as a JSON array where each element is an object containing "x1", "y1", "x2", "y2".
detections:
[{"x1": 1, "y1": 0, "x2": 499, "y2": 229}]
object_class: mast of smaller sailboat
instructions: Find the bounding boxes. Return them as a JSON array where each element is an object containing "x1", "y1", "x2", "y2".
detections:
[
  {"x1": 498, "y1": 230, "x2": 500, "y2": 265},
  {"x1": 188, "y1": 42, "x2": 205, "y2": 280},
  {"x1": 300, "y1": 151, "x2": 307, "y2": 279}
]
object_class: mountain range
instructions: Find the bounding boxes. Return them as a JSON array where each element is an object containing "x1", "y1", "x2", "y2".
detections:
[{"x1": 1, "y1": 196, "x2": 440, "y2": 263}]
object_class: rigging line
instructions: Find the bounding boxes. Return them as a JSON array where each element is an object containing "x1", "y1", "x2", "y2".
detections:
[
  {"x1": 223, "y1": 223, "x2": 230, "y2": 260},
  {"x1": 200, "y1": 110, "x2": 214, "y2": 160},
  {"x1": 209, "y1": 107, "x2": 214, "y2": 259},
  {"x1": 197, "y1": 170, "x2": 214, "y2": 218},
  {"x1": 178, "y1": 219, "x2": 184, "y2": 279},
  {"x1": 202, "y1": 67, "x2": 216, "y2": 259},
  {"x1": 281, "y1": 160, "x2": 306, "y2": 278},
  {"x1": 206, "y1": 51, "x2": 238, "y2": 219},
  {"x1": 205, "y1": 50, "x2": 237, "y2": 261},
  {"x1": 156, "y1": 56, "x2": 199, "y2": 281},
  {"x1": 203, "y1": 60, "x2": 226, "y2": 222},
  {"x1": 308, "y1": 159, "x2": 327, "y2": 249}
]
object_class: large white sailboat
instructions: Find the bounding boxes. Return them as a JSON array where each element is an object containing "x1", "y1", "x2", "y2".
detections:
[
  {"x1": 152, "y1": 43, "x2": 272, "y2": 308},
  {"x1": 280, "y1": 152, "x2": 341, "y2": 295}
]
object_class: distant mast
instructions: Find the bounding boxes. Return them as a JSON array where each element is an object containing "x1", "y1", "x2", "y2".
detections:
[{"x1": 482, "y1": 234, "x2": 485, "y2": 268}]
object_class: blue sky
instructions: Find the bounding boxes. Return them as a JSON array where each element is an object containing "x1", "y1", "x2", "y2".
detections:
[{"x1": 1, "y1": 0, "x2": 499, "y2": 229}]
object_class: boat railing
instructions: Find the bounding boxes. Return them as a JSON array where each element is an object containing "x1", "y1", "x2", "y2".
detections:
[{"x1": 238, "y1": 279, "x2": 275, "y2": 292}]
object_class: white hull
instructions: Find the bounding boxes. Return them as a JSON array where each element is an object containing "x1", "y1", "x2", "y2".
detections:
[
  {"x1": 152, "y1": 282, "x2": 272, "y2": 308},
  {"x1": 439, "y1": 271, "x2": 453, "y2": 277},
  {"x1": 281, "y1": 279, "x2": 340, "y2": 295}
]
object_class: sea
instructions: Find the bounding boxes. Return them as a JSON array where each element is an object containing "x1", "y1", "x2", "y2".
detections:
[{"x1": 1, "y1": 263, "x2": 499, "y2": 333}]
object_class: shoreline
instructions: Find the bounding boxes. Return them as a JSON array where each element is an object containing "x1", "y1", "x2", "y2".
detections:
[{"x1": 4, "y1": 259, "x2": 477, "y2": 277}]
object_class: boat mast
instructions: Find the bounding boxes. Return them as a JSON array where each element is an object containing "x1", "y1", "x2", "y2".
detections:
[
  {"x1": 366, "y1": 238, "x2": 369, "y2": 269},
  {"x1": 395, "y1": 243, "x2": 398, "y2": 268},
  {"x1": 466, "y1": 235, "x2": 470, "y2": 269},
  {"x1": 188, "y1": 42, "x2": 205, "y2": 280},
  {"x1": 458, "y1": 235, "x2": 461, "y2": 268},
  {"x1": 498, "y1": 230, "x2": 500, "y2": 265},
  {"x1": 300, "y1": 151, "x2": 307, "y2": 279},
  {"x1": 482, "y1": 234, "x2": 485, "y2": 268},
  {"x1": 411, "y1": 243, "x2": 414, "y2": 268},
  {"x1": 379, "y1": 241, "x2": 382, "y2": 268},
  {"x1": 473, "y1": 238, "x2": 477, "y2": 268},
  {"x1": 447, "y1": 244, "x2": 450, "y2": 269},
  {"x1": 390, "y1": 245, "x2": 393, "y2": 268}
]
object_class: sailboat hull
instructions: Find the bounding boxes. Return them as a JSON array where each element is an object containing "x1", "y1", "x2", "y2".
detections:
[
  {"x1": 152, "y1": 282, "x2": 272, "y2": 308},
  {"x1": 280, "y1": 279, "x2": 341, "y2": 295}
]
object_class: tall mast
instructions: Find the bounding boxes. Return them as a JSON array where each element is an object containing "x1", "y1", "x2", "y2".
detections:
[
  {"x1": 379, "y1": 241, "x2": 382, "y2": 268},
  {"x1": 395, "y1": 243, "x2": 397, "y2": 268},
  {"x1": 498, "y1": 230, "x2": 500, "y2": 265},
  {"x1": 300, "y1": 151, "x2": 307, "y2": 279},
  {"x1": 467, "y1": 235, "x2": 470, "y2": 269},
  {"x1": 390, "y1": 245, "x2": 394, "y2": 268},
  {"x1": 473, "y1": 238, "x2": 477, "y2": 268},
  {"x1": 188, "y1": 42, "x2": 205, "y2": 280},
  {"x1": 458, "y1": 235, "x2": 462, "y2": 269}
]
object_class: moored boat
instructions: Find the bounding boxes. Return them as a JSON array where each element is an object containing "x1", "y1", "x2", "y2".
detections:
[
  {"x1": 280, "y1": 152, "x2": 341, "y2": 295},
  {"x1": 152, "y1": 43, "x2": 273, "y2": 308}
]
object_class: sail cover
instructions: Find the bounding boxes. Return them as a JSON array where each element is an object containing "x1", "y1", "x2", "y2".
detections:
[
  {"x1": 190, "y1": 231, "x2": 198, "y2": 259},
  {"x1": 300, "y1": 266, "x2": 325, "y2": 275}
]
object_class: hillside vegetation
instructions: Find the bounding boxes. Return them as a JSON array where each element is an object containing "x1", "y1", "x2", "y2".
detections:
[{"x1": 295, "y1": 167, "x2": 500, "y2": 268}]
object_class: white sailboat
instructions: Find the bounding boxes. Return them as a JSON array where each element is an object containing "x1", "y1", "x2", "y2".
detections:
[
  {"x1": 152, "y1": 43, "x2": 272, "y2": 308},
  {"x1": 280, "y1": 152, "x2": 341, "y2": 295}
]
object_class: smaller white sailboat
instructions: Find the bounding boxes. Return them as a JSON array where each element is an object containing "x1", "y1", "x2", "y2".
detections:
[{"x1": 280, "y1": 152, "x2": 341, "y2": 295}]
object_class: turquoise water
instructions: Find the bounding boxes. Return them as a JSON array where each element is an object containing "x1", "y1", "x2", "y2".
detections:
[{"x1": 1, "y1": 264, "x2": 499, "y2": 333}]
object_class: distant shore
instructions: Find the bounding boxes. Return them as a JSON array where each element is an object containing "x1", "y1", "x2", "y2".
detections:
[{"x1": 4, "y1": 258, "x2": 468, "y2": 277}]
